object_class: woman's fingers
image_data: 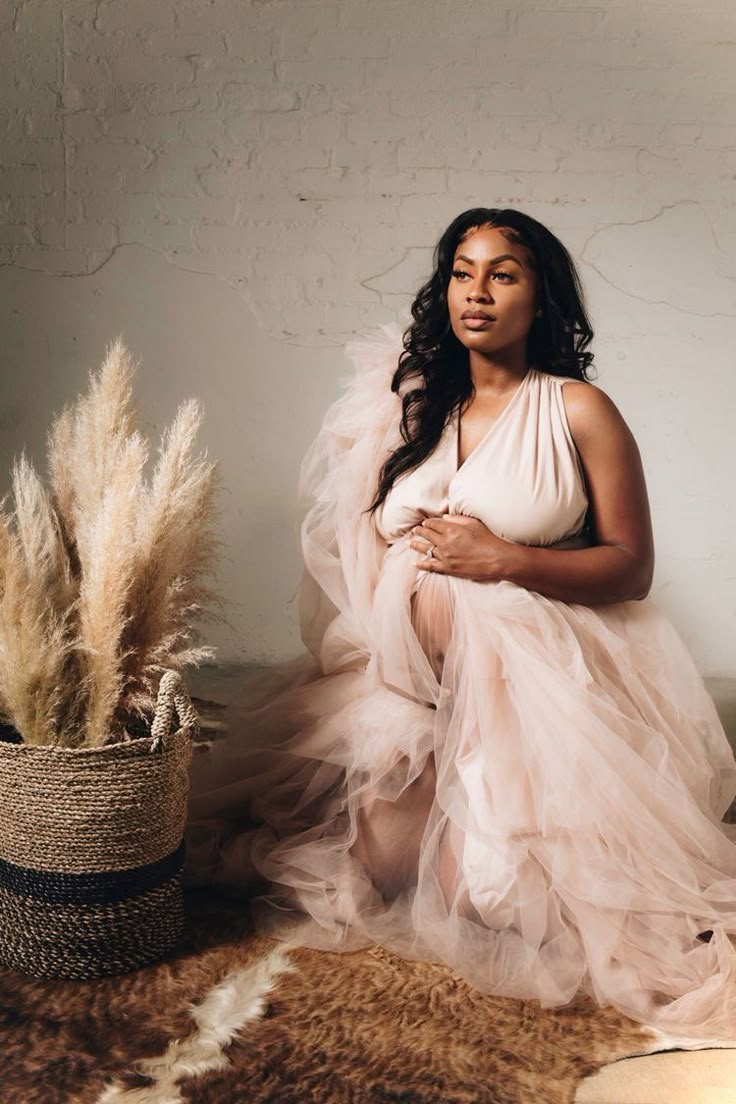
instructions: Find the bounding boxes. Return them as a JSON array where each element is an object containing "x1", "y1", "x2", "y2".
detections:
[
  {"x1": 408, "y1": 533, "x2": 434, "y2": 551},
  {"x1": 419, "y1": 516, "x2": 450, "y2": 533}
]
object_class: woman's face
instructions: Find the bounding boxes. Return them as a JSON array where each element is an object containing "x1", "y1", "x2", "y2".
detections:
[{"x1": 447, "y1": 226, "x2": 539, "y2": 361}]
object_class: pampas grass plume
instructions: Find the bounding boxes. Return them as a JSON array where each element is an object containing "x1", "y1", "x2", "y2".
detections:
[{"x1": 0, "y1": 337, "x2": 222, "y2": 748}]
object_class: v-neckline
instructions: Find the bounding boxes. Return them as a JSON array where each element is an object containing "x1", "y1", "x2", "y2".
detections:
[{"x1": 453, "y1": 368, "x2": 534, "y2": 475}]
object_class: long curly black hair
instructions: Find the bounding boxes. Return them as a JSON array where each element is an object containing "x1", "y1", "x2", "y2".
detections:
[{"x1": 368, "y1": 207, "x2": 596, "y2": 513}]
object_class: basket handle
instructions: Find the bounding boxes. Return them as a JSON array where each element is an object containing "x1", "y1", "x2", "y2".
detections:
[{"x1": 150, "y1": 670, "x2": 200, "y2": 752}]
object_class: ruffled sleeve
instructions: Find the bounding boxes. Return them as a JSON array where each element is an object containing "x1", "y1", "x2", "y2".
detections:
[{"x1": 298, "y1": 319, "x2": 407, "y2": 673}]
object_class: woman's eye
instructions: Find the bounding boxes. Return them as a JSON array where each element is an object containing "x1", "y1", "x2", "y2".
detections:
[{"x1": 452, "y1": 269, "x2": 512, "y2": 281}]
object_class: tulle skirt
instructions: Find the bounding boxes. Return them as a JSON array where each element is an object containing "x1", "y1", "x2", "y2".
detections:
[{"x1": 185, "y1": 536, "x2": 736, "y2": 1039}]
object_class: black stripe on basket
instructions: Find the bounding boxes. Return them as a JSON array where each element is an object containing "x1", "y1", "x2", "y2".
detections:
[{"x1": 0, "y1": 841, "x2": 185, "y2": 905}]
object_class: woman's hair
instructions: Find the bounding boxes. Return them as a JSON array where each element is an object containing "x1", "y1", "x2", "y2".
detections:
[{"x1": 368, "y1": 207, "x2": 596, "y2": 513}]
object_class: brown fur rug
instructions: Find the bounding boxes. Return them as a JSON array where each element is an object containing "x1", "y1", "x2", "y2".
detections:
[{"x1": 0, "y1": 887, "x2": 710, "y2": 1104}]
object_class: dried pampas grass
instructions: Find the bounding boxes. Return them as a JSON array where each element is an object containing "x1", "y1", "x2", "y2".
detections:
[
  {"x1": 0, "y1": 460, "x2": 81, "y2": 747},
  {"x1": 0, "y1": 337, "x2": 221, "y2": 748}
]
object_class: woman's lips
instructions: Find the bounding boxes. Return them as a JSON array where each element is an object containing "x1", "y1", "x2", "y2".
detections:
[{"x1": 462, "y1": 317, "x2": 495, "y2": 329}]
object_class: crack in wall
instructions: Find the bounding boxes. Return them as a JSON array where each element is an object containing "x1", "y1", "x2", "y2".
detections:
[
  {"x1": 0, "y1": 242, "x2": 350, "y2": 347},
  {"x1": 0, "y1": 239, "x2": 253, "y2": 306},
  {"x1": 579, "y1": 200, "x2": 736, "y2": 319}
]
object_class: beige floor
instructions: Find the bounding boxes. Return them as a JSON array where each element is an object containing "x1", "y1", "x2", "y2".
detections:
[{"x1": 575, "y1": 1047, "x2": 736, "y2": 1104}]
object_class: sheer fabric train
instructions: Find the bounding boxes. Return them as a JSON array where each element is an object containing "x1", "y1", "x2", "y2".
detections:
[{"x1": 185, "y1": 320, "x2": 736, "y2": 1039}]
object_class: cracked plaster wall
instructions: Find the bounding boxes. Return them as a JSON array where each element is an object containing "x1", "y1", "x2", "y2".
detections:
[{"x1": 0, "y1": 0, "x2": 735, "y2": 672}]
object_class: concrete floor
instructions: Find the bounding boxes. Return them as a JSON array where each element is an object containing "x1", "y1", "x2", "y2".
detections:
[{"x1": 575, "y1": 1047, "x2": 736, "y2": 1103}]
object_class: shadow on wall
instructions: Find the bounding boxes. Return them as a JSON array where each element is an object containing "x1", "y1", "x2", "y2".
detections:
[
  {"x1": 706, "y1": 679, "x2": 736, "y2": 753},
  {"x1": 0, "y1": 243, "x2": 357, "y2": 666}
]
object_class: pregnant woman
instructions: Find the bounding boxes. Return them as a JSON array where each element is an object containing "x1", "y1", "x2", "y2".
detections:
[{"x1": 186, "y1": 207, "x2": 736, "y2": 1039}]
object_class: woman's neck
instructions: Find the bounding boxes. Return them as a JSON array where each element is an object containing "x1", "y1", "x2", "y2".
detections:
[{"x1": 468, "y1": 351, "x2": 530, "y2": 395}]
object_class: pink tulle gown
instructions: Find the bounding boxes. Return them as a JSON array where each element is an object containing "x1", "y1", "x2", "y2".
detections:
[{"x1": 185, "y1": 320, "x2": 736, "y2": 1040}]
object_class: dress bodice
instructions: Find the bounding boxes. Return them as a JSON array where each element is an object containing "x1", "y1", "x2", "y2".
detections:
[{"x1": 373, "y1": 367, "x2": 589, "y2": 547}]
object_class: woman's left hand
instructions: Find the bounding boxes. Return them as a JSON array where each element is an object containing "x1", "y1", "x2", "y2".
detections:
[{"x1": 409, "y1": 514, "x2": 513, "y2": 580}]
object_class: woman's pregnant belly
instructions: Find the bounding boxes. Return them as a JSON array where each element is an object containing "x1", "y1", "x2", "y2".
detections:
[{"x1": 410, "y1": 569, "x2": 455, "y2": 682}]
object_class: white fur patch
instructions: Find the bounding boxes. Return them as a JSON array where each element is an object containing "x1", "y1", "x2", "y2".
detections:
[{"x1": 97, "y1": 946, "x2": 296, "y2": 1103}]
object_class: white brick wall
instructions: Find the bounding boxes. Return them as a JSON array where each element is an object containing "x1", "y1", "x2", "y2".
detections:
[{"x1": 0, "y1": 0, "x2": 735, "y2": 672}]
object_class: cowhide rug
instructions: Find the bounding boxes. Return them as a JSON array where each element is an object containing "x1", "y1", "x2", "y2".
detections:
[{"x1": 3, "y1": 887, "x2": 733, "y2": 1104}]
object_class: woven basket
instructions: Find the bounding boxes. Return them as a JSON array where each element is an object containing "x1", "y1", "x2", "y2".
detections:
[{"x1": 0, "y1": 671, "x2": 197, "y2": 979}]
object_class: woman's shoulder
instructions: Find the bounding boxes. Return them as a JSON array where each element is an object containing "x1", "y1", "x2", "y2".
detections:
[{"x1": 551, "y1": 374, "x2": 634, "y2": 449}]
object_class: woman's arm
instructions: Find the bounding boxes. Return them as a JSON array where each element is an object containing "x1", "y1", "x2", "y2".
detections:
[
  {"x1": 410, "y1": 382, "x2": 655, "y2": 605},
  {"x1": 502, "y1": 381, "x2": 655, "y2": 603}
]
